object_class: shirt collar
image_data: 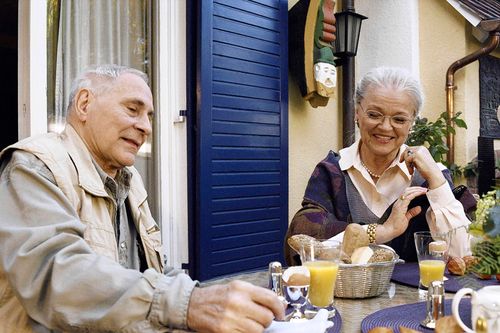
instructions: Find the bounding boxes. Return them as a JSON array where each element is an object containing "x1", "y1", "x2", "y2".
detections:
[
  {"x1": 338, "y1": 139, "x2": 413, "y2": 180},
  {"x1": 92, "y1": 159, "x2": 132, "y2": 203},
  {"x1": 338, "y1": 139, "x2": 360, "y2": 171}
]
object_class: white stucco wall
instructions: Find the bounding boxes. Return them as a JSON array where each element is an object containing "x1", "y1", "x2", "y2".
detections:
[{"x1": 356, "y1": 0, "x2": 420, "y2": 80}]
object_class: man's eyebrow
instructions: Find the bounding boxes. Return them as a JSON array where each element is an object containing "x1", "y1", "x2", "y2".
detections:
[
  {"x1": 124, "y1": 98, "x2": 146, "y2": 106},
  {"x1": 123, "y1": 98, "x2": 155, "y2": 116}
]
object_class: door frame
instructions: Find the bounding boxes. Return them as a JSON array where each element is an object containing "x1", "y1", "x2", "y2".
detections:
[
  {"x1": 18, "y1": 0, "x2": 47, "y2": 139},
  {"x1": 157, "y1": 0, "x2": 189, "y2": 269}
]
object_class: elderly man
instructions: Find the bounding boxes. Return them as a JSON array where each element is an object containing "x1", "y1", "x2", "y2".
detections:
[{"x1": 0, "y1": 65, "x2": 284, "y2": 332}]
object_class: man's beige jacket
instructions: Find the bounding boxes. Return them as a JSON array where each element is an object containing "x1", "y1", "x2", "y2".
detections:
[{"x1": 0, "y1": 125, "x2": 166, "y2": 332}]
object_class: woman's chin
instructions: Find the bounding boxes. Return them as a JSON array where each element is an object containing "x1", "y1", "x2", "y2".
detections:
[{"x1": 370, "y1": 145, "x2": 399, "y2": 158}]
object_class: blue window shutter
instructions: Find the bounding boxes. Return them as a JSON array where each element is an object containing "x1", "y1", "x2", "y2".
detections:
[{"x1": 196, "y1": 0, "x2": 288, "y2": 280}]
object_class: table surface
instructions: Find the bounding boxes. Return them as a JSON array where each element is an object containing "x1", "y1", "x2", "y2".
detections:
[{"x1": 171, "y1": 270, "x2": 439, "y2": 333}]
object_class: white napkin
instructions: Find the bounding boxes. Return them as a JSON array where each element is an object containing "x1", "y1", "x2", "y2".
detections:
[{"x1": 264, "y1": 309, "x2": 333, "y2": 333}]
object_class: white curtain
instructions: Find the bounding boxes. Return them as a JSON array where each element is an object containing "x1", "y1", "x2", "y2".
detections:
[
  {"x1": 51, "y1": 0, "x2": 149, "y2": 132},
  {"x1": 48, "y1": 0, "x2": 157, "y2": 216}
]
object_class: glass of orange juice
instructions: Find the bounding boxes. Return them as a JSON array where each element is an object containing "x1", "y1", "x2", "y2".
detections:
[
  {"x1": 299, "y1": 239, "x2": 341, "y2": 318},
  {"x1": 414, "y1": 231, "x2": 450, "y2": 299}
]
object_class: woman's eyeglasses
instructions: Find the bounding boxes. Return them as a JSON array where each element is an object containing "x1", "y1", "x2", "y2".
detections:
[{"x1": 359, "y1": 103, "x2": 414, "y2": 129}]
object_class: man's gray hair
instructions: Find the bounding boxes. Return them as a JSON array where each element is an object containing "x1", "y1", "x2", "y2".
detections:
[
  {"x1": 67, "y1": 64, "x2": 149, "y2": 112},
  {"x1": 354, "y1": 67, "x2": 424, "y2": 117}
]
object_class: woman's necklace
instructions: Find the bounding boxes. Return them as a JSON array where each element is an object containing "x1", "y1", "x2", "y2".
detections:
[{"x1": 360, "y1": 159, "x2": 381, "y2": 178}]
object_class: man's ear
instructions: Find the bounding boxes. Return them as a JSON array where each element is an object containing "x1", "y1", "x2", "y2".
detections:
[{"x1": 73, "y1": 89, "x2": 93, "y2": 121}]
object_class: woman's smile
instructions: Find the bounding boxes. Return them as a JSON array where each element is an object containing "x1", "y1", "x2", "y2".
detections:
[{"x1": 372, "y1": 134, "x2": 395, "y2": 144}]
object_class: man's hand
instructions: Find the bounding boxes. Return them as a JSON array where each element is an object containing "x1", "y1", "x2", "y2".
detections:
[{"x1": 186, "y1": 280, "x2": 285, "y2": 333}]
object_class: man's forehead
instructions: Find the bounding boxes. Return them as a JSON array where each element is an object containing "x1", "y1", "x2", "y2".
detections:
[
  {"x1": 108, "y1": 74, "x2": 152, "y2": 95},
  {"x1": 114, "y1": 72, "x2": 150, "y2": 88},
  {"x1": 92, "y1": 74, "x2": 153, "y2": 110}
]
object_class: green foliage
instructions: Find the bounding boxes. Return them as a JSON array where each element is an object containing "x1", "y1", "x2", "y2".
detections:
[
  {"x1": 470, "y1": 236, "x2": 500, "y2": 275},
  {"x1": 468, "y1": 189, "x2": 500, "y2": 275},
  {"x1": 406, "y1": 111, "x2": 468, "y2": 179},
  {"x1": 463, "y1": 161, "x2": 478, "y2": 179}
]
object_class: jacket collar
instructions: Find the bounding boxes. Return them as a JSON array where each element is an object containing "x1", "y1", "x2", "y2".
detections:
[{"x1": 61, "y1": 125, "x2": 109, "y2": 197}]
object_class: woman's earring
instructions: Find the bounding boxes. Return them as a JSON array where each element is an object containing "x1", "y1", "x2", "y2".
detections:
[{"x1": 355, "y1": 119, "x2": 359, "y2": 127}]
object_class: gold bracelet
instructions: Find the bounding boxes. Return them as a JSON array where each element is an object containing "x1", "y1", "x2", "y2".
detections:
[{"x1": 367, "y1": 223, "x2": 377, "y2": 244}]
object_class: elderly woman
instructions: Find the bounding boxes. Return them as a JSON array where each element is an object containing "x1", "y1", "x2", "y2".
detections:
[{"x1": 285, "y1": 67, "x2": 474, "y2": 265}]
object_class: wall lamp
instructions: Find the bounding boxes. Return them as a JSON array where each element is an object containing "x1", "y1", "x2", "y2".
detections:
[{"x1": 332, "y1": 9, "x2": 367, "y2": 65}]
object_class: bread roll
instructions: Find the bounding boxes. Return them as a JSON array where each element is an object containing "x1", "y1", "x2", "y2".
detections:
[
  {"x1": 434, "y1": 316, "x2": 462, "y2": 333},
  {"x1": 429, "y1": 240, "x2": 447, "y2": 254},
  {"x1": 341, "y1": 223, "x2": 370, "y2": 257},
  {"x1": 351, "y1": 246, "x2": 374, "y2": 264},
  {"x1": 369, "y1": 248, "x2": 395, "y2": 263},
  {"x1": 287, "y1": 234, "x2": 321, "y2": 253}
]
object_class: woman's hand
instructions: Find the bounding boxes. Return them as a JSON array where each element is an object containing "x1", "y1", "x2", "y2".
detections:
[
  {"x1": 376, "y1": 186, "x2": 428, "y2": 244},
  {"x1": 400, "y1": 146, "x2": 446, "y2": 189}
]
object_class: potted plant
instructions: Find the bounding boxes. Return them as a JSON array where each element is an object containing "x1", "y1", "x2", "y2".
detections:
[
  {"x1": 468, "y1": 189, "x2": 500, "y2": 280},
  {"x1": 406, "y1": 111, "x2": 467, "y2": 180}
]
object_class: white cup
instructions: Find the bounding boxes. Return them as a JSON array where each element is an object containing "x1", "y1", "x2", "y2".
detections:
[{"x1": 452, "y1": 285, "x2": 500, "y2": 333}]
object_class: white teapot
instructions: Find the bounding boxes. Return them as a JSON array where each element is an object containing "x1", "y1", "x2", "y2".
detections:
[{"x1": 452, "y1": 285, "x2": 500, "y2": 333}]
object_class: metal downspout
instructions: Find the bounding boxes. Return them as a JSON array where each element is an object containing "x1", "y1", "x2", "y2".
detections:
[
  {"x1": 341, "y1": 0, "x2": 356, "y2": 148},
  {"x1": 445, "y1": 31, "x2": 500, "y2": 164}
]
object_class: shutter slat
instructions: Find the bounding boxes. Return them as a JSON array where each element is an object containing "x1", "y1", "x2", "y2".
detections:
[
  {"x1": 213, "y1": 56, "x2": 280, "y2": 78},
  {"x1": 212, "y1": 207, "x2": 282, "y2": 225},
  {"x1": 212, "y1": 184, "x2": 281, "y2": 198},
  {"x1": 214, "y1": 3, "x2": 280, "y2": 31},
  {"x1": 213, "y1": 108, "x2": 280, "y2": 124},
  {"x1": 213, "y1": 69, "x2": 280, "y2": 90}
]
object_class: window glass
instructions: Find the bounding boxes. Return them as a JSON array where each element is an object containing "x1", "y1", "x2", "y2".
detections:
[{"x1": 47, "y1": 0, "x2": 157, "y2": 218}]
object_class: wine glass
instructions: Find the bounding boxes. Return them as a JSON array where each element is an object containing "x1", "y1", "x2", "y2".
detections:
[
  {"x1": 282, "y1": 266, "x2": 310, "y2": 322},
  {"x1": 414, "y1": 231, "x2": 450, "y2": 299},
  {"x1": 299, "y1": 239, "x2": 341, "y2": 318}
]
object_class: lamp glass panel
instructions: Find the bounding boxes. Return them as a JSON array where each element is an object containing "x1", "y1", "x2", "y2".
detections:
[
  {"x1": 350, "y1": 16, "x2": 361, "y2": 55},
  {"x1": 351, "y1": 17, "x2": 362, "y2": 56},
  {"x1": 335, "y1": 14, "x2": 346, "y2": 53},
  {"x1": 346, "y1": 14, "x2": 355, "y2": 55}
]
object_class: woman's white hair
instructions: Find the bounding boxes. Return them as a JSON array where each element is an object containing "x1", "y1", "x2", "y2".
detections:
[{"x1": 354, "y1": 67, "x2": 424, "y2": 117}]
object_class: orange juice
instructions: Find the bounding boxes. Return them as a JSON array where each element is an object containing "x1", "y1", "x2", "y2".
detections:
[
  {"x1": 304, "y1": 261, "x2": 339, "y2": 307},
  {"x1": 419, "y1": 259, "x2": 446, "y2": 287}
]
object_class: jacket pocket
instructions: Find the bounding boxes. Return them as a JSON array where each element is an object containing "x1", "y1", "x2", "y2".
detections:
[{"x1": 141, "y1": 224, "x2": 165, "y2": 272}]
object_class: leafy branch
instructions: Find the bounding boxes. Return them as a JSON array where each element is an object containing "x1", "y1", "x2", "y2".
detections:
[
  {"x1": 470, "y1": 236, "x2": 500, "y2": 275},
  {"x1": 468, "y1": 189, "x2": 500, "y2": 276},
  {"x1": 406, "y1": 111, "x2": 468, "y2": 178}
]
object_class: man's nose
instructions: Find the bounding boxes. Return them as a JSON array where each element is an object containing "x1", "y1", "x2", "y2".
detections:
[{"x1": 136, "y1": 112, "x2": 152, "y2": 135}]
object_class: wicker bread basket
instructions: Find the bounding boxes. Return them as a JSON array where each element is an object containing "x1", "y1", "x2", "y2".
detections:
[{"x1": 335, "y1": 245, "x2": 404, "y2": 299}]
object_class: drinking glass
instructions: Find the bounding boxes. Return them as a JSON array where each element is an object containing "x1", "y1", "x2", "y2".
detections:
[
  {"x1": 414, "y1": 231, "x2": 450, "y2": 299},
  {"x1": 282, "y1": 266, "x2": 310, "y2": 322},
  {"x1": 299, "y1": 239, "x2": 341, "y2": 318}
]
